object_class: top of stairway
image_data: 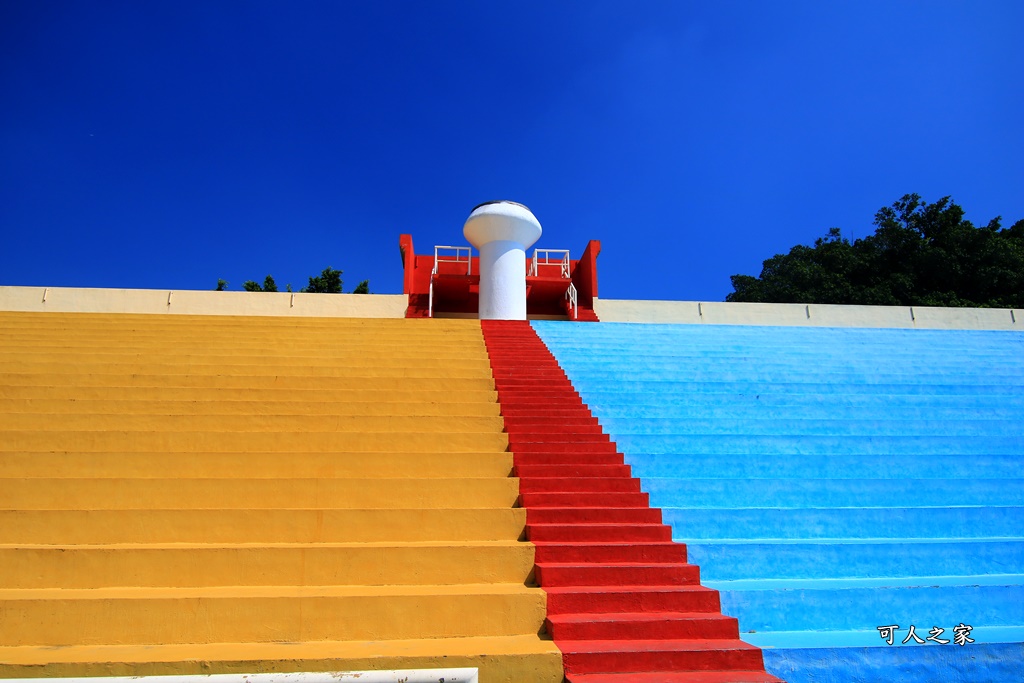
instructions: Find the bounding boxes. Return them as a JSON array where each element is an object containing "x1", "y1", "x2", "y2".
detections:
[
  {"x1": 592, "y1": 298, "x2": 1022, "y2": 330},
  {"x1": 4, "y1": 285, "x2": 1020, "y2": 330}
]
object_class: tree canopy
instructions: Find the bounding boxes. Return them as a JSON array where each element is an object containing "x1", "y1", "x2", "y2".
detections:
[
  {"x1": 727, "y1": 194, "x2": 1024, "y2": 308},
  {"x1": 301, "y1": 267, "x2": 342, "y2": 293},
  {"x1": 218, "y1": 267, "x2": 369, "y2": 294},
  {"x1": 243, "y1": 275, "x2": 278, "y2": 292}
]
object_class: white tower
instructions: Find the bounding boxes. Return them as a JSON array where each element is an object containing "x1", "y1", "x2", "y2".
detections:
[{"x1": 463, "y1": 201, "x2": 542, "y2": 320}]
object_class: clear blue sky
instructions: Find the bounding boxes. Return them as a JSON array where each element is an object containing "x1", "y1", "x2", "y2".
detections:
[{"x1": 2, "y1": 1, "x2": 1022, "y2": 301}]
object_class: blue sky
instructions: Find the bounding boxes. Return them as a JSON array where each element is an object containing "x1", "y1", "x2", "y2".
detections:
[{"x1": 2, "y1": 1, "x2": 1022, "y2": 301}]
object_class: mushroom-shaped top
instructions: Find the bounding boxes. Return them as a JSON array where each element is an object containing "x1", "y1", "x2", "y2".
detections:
[{"x1": 463, "y1": 201, "x2": 542, "y2": 249}]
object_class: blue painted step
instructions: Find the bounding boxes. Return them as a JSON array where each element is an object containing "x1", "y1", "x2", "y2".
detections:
[
  {"x1": 562, "y1": 367, "x2": 1024, "y2": 385},
  {"x1": 591, "y1": 399, "x2": 1024, "y2": 421},
  {"x1": 613, "y1": 434, "x2": 1024, "y2": 455},
  {"x1": 686, "y1": 539, "x2": 1024, "y2": 581},
  {"x1": 663, "y1": 506, "x2": 1024, "y2": 540},
  {"x1": 599, "y1": 417, "x2": 1024, "y2": 437},
  {"x1": 760, "y1": 640, "x2": 1024, "y2": 683},
  {"x1": 576, "y1": 381, "x2": 1024, "y2": 396},
  {"x1": 625, "y1": 452, "x2": 1024, "y2": 480},
  {"x1": 641, "y1": 478, "x2": 1024, "y2": 508},
  {"x1": 715, "y1": 581, "x2": 1024, "y2": 632}
]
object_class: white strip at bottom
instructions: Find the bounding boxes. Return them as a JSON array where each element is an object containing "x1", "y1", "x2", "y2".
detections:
[{"x1": 0, "y1": 671, "x2": 479, "y2": 683}]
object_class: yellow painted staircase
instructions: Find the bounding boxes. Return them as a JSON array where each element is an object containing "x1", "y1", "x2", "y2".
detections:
[{"x1": 0, "y1": 312, "x2": 563, "y2": 681}]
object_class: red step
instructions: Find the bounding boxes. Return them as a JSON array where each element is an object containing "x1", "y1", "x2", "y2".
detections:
[
  {"x1": 514, "y1": 453, "x2": 626, "y2": 467},
  {"x1": 506, "y1": 424, "x2": 606, "y2": 437},
  {"x1": 498, "y1": 392, "x2": 583, "y2": 402},
  {"x1": 533, "y1": 542, "x2": 686, "y2": 564},
  {"x1": 491, "y1": 361, "x2": 563, "y2": 368},
  {"x1": 501, "y1": 407, "x2": 594, "y2": 418},
  {"x1": 499, "y1": 394, "x2": 584, "y2": 405},
  {"x1": 560, "y1": 639, "x2": 767, "y2": 675},
  {"x1": 520, "y1": 491, "x2": 648, "y2": 507},
  {"x1": 494, "y1": 377, "x2": 569, "y2": 384},
  {"x1": 516, "y1": 438, "x2": 610, "y2": 448},
  {"x1": 547, "y1": 611, "x2": 739, "y2": 640},
  {"x1": 515, "y1": 463, "x2": 630, "y2": 478},
  {"x1": 526, "y1": 507, "x2": 662, "y2": 524},
  {"x1": 535, "y1": 562, "x2": 701, "y2": 587},
  {"x1": 497, "y1": 386, "x2": 579, "y2": 394},
  {"x1": 518, "y1": 477, "x2": 642, "y2": 493},
  {"x1": 502, "y1": 416, "x2": 600, "y2": 428},
  {"x1": 509, "y1": 441, "x2": 619, "y2": 454},
  {"x1": 527, "y1": 522, "x2": 673, "y2": 543},
  {"x1": 544, "y1": 584, "x2": 722, "y2": 614},
  {"x1": 513, "y1": 447, "x2": 622, "y2": 457},
  {"x1": 568, "y1": 671, "x2": 783, "y2": 683}
]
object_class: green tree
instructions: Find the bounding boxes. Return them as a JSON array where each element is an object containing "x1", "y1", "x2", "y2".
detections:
[
  {"x1": 242, "y1": 275, "x2": 280, "y2": 292},
  {"x1": 222, "y1": 269, "x2": 369, "y2": 294},
  {"x1": 302, "y1": 267, "x2": 343, "y2": 294},
  {"x1": 727, "y1": 194, "x2": 1024, "y2": 308}
]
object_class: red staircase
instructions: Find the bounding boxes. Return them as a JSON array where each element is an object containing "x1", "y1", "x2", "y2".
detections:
[
  {"x1": 482, "y1": 320, "x2": 783, "y2": 683},
  {"x1": 569, "y1": 306, "x2": 601, "y2": 322}
]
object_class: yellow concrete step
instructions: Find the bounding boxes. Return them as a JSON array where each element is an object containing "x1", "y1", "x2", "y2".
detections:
[
  {"x1": 0, "y1": 313, "x2": 482, "y2": 329},
  {"x1": 1, "y1": 541, "x2": 535, "y2": 588},
  {"x1": 0, "y1": 430, "x2": 509, "y2": 453},
  {"x1": 0, "y1": 583, "x2": 547, "y2": 645},
  {"x1": 0, "y1": 329, "x2": 487, "y2": 344},
  {"x1": 0, "y1": 413, "x2": 506, "y2": 433},
  {"x1": 0, "y1": 451, "x2": 514, "y2": 478},
  {"x1": 0, "y1": 329, "x2": 485, "y2": 342},
  {"x1": 0, "y1": 374, "x2": 497, "y2": 391},
  {"x1": 0, "y1": 330, "x2": 485, "y2": 341},
  {"x1": 0, "y1": 335, "x2": 487, "y2": 349},
  {"x1": 0, "y1": 508, "x2": 526, "y2": 543},
  {"x1": 0, "y1": 478, "x2": 520, "y2": 509},
  {"x1": 0, "y1": 318, "x2": 481, "y2": 330},
  {"x1": 0, "y1": 343, "x2": 488, "y2": 357},
  {"x1": 0, "y1": 362, "x2": 494, "y2": 379},
  {"x1": 0, "y1": 355, "x2": 492, "y2": 369},
  {"x1": 0, "y1": 311, "x2": 481, "y2": 327},
  {"x1": 0, "y1": 386, "x2": 498, "y2": 403},
  {"x1": 0, "y1": 398, "x2": 502, "y2": 416},
  {"x1": 0, "y1": 634, "x2": 564, "y2": 682},
  {"x1": 0, "y1": 451, "x2": 514, "y2": 479}
]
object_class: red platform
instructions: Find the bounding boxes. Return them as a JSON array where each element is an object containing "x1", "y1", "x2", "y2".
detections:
[{"x1": 399, "y1": 234, "x2": 601, "y2": 320}]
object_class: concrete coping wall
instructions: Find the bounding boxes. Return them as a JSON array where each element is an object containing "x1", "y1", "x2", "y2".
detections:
[
  {"x1": 594, "y1": 298, "x2": 1022, "y2": 331},
  {"x1": 3, "y1": 286, "x2": 1021, "y2": 329},
  {"x1": 0, "y1": 286, "x2": 408, "y2": 318}
]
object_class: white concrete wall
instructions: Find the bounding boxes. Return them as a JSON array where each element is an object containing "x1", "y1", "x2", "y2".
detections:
[
  {"x1": 4, "y1": 286, "x2": 1020, "y2": 329},
  {"x1": 594, "y1": 298, "x2": 1022, "y2": 331},
  {"x1": 0, "y1": 286, "x2": 407, "y2": 318}
]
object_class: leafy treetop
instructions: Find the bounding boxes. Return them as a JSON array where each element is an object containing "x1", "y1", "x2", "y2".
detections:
[
  {"x1": 301, "y1": 267, "x2": 342, "y2": 293},
  {"x1": 243, "y1": 275, "x2": 278, "y2": 292},
  {"x1": 727, "y1": 194, "x2": 1024, "y2": 308},
  {"x1": 218, "y1": 267, "x2": 369, "y2": 294}
]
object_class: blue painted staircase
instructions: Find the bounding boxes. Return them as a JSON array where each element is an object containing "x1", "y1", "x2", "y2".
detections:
[{"x1": 533, "y1": 321, "x2": 1024, "y2": 683}]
